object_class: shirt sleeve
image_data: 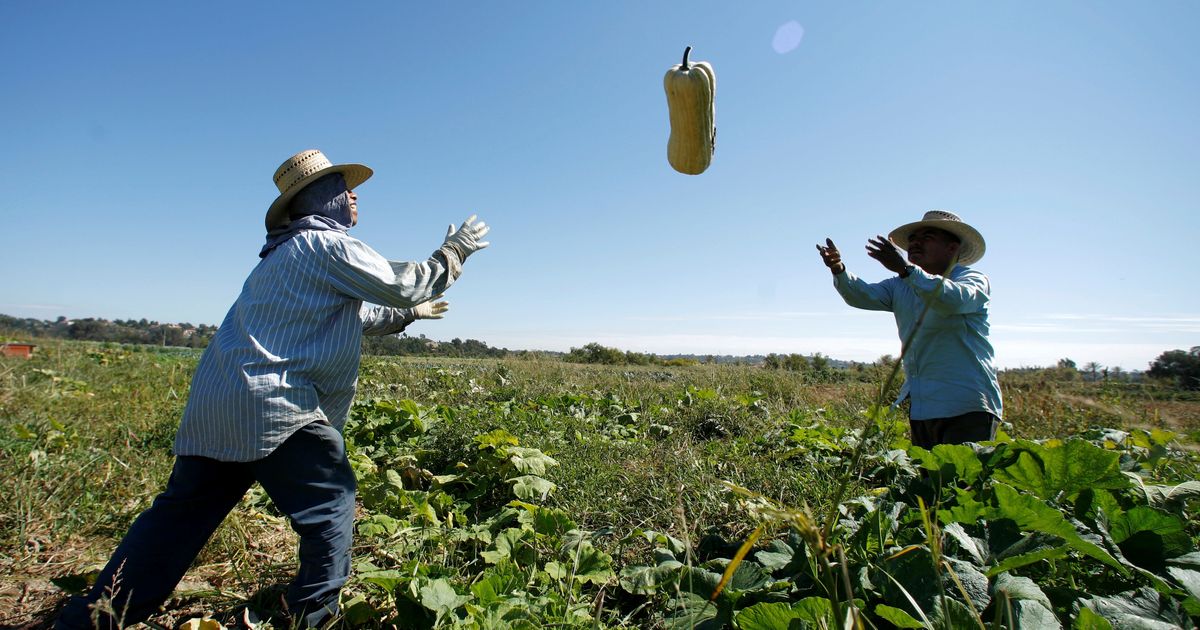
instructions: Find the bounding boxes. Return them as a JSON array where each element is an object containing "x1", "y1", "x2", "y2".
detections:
[
  {"x1": 904, "y1": 266, "x2": 990, "y2": 314},
  {"x1": 325, "y1": 235, "x2": 462, "y2": 308},
  {"x1": 832, "y1": 270, "x2": 895, "y2": 312},
  {"x1": 360, "y1": 304, "x2": 417, "y2": 336}
]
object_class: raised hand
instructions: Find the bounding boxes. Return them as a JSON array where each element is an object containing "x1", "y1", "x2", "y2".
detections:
[
  {"x1": 866, "y1": 235, "x2": 907, "y2": 275},
  {"x1": 442, "y1": 214, "x2": 491, "y2": 260},
  {"x1": 412, "y1": 299, "x2": 449, "y2": 320},
  {"x1": 816, "y1": 238, "x2": 845, "y2": 275}
]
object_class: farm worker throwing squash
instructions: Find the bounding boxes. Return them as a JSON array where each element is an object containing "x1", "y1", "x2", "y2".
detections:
[
  {"x1": 816, "y1": 210, "x2": 1002, "y2": 449},
  {"x1": 55, "y1": 149, "x2": 490, "y2": 629}
]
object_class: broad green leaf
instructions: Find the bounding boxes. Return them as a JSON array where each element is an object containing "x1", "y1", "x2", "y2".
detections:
[
  {"x1": 988, "y1": 544, "x2": 1070, "y2": 576},
  {"x1": 569, "y1": 541, "x2": 615, "y2": 585},
  {"x1": 471, "y1": 566, "x2": 525, "y2": 606},
  {"x1": 995, "y1": 440, "x2": 1127, "y2": 501},
  {"x1": 754, "y1": 539, "x2": 795, "y2": 571},
  {"x1": 665, "y1": 592, "x2": 723, "y2": 630},
  {"x1": 1166, "y1": 567, "x2": 1200, "y2": 600},
  {"x1": 475, "y1": 429, "x2": 519, "y2": 450},
  {"x1": 1011, "y1": 600, "x2": 1063, "y2": 629},
  {"x1": 1139, "y1": 480, "x2": 1200, "y2": 509},
  {"x1": 1071, "y1": 607, "x2": 1112, "y2": 629},
  {"x1": 544, "y1": 560, "x2": 568, "y2": 580},
  {"x1": 792, "y1": 596, "x2": 835, "y2": 624},
  {"x1": 943, "y1": 522, "x2": 986, "y2": 566},
  {"x1": 358, "y1": 569, "x2": 405, "y2": 593},
  {"x1": 619, "y1": 561, "x2": 683, "y2": 595},
  {"x1": 1077, "y1": 586, "x2": 1189, "y2": 630},
  {"x1": 940, "y1": 487, "x2": 990, "y2": 525},
  {"x1": 517, "y1": 505, "x2": 576, "y2": 536},
  {"x1": 507, "y1": 446, "x2": 558, "y2": 476},
  {"x1": 1106, "y1": 505, "x2": 1192, "y2": 570},
  {"x1": 875, "y1": 604, "x2": 924, "y2": 628},
  {"x1": 509, "y1": 475, "x2": 556, "y2": 501},
  {"x1": 481, "y1": 528, "x2": 534, "y2": 566},
  {"x1": 10, "y1": 424, "x2": 37, "y2": 440},
  {"x1": 991, "y1": 572, "x2": 1053, "y2": 611},
  {"x1": 928, "y1": 596, "x2": 981, "y2": 630},
  {"x1": 992, "y1": 484, "x2": 1126, "y2": 575},
  {"x1": 945, "y1": 558, "x2": 990, "y2": 612},
  {"x1": 419, "y1": 578, "x2": 469, "y2": 615},
  {"x1": 733, "y1": 602, "x2": 801, "y2": 629},
  {"x1": 914, "y1": 443, "x2": 983, "y2": 485}
]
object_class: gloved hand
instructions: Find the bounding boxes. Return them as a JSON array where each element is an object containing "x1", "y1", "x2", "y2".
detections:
[
  {"x1": 441, "y1": 214, "x2": 491, "y2": 261},
  {"x1": 412, "y1": 300, "x2": 449, "y2": 320}
]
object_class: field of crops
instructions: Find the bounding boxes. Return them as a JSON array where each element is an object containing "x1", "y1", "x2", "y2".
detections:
[{"x1": 2, "y1": 340, "x2": 1199, "y2": 628}]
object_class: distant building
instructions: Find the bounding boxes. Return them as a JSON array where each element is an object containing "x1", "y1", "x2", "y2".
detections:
[{"x1": 1, "y1": 343, "x2": 36, "y2": 359}]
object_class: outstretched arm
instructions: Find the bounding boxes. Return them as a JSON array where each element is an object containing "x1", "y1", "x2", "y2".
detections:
[
  {"x1": 361, "y1": 300, "x2": 450, "y2": 336},
  {"x1": 819, "y1": 238, "x2": 894, "y2": 311}
]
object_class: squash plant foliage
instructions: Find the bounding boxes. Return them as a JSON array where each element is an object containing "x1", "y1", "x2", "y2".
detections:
[{"x1": 624, "y1": 422, "x2": 1200, "y2": 629}]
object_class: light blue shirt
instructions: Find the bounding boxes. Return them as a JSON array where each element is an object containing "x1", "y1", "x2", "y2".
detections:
[
  {"x1": 175, "y1": 230, "x2": 460, "y2": 461},
  {"x1": 833, "y1": 265, "x2": 1003, "y2": 421}
]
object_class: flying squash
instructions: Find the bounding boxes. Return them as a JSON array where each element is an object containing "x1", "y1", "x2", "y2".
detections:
[{"x1": 664, "y1": 46, "x2": 716, "y2": 175}]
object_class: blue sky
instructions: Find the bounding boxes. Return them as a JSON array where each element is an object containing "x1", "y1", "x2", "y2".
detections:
[{"x1": 2, "y1": 2, "x2": 1196, "y2": 370}]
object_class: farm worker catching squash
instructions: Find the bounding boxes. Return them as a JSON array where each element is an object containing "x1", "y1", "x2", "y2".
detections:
[
  {"x1": 816, "y1": 210, "x2": 1002, "y2": 449},
  {"x1": 55, "y1": 149, "x2": 490, "y2": 629}
]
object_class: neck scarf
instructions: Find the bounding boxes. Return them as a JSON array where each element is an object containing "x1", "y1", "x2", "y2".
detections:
[{"x1": 260, "y1": 173, "x2": 352, "y2": 258}]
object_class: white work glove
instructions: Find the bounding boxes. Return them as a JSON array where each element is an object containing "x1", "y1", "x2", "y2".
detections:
[
  {"x1": 412, "y1": 300, "x2": 449, "y2": 320},
  {"x1": 441, "y1": 214, "x2": 491, "y2": 261}
]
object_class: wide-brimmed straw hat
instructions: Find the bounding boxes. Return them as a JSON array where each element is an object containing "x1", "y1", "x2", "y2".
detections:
[
  {"x1": 265, "y1": 149, "x2": 373, "y2": 230},
  {"x1": 888, "y1": 210, "x2": 986, "y2": 266}
]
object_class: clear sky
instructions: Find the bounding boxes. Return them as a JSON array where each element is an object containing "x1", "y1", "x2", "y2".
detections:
[{"x1": 2, "y1": 2, "x2": 1197, "y2": 370}]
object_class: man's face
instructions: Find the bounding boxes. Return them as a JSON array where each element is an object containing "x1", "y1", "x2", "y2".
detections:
[
  {"x1": 348, "y1": 190, "x2": 358, "y2": 227},
  {"x1": 906, "y1": 227, "x2": 960, "y2": 272}
]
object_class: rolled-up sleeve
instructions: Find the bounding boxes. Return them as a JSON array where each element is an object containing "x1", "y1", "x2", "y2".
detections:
[
  {"x1": 904, "y1": 267, "x2": 990, "y2": 315},
  {"x1": 326, "y1": 236, "x2": 461, "y2": 308}
]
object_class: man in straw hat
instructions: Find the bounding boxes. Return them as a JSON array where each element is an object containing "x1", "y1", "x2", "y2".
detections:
[
  {"x1": 816, "y1": 210, "x2": 1002, "y2": 449},
  {"x1": 56, "y1": 149, "x2": 491, "y2": 629}
]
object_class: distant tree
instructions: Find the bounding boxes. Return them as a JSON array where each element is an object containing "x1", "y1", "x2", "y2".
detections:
[
  {"x1": 1148, "y1": 347, "x2": 1200, "y2": 390},
  {"x1": 1082, "y1": 362, "x2": 1103, "y2": 382}
]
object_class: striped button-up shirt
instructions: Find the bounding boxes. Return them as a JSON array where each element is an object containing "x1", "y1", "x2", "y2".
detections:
[
  {"x1": 175, "y1": 230, "x2": 460, "y2": 462},
  {"x1": 833, "y1": 264, "x2": 1003, "y2": 421}
]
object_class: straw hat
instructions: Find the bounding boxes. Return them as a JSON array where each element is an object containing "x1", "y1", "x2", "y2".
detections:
[
  {"x1": 265, "y1": 149, "x2": 373, "y2": 229},
  {"x1": 888, "y1": 210, "x2": 986, "y2": 266}
]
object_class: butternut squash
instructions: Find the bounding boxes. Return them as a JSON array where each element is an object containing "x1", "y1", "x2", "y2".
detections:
[{"x1": 664, "y1": 46, "x2": 716, "y2": 175}]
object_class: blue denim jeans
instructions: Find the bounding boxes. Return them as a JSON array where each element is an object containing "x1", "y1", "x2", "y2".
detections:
[{"x1": 55, "y1": 420, "x2": 356, "y2": 629}]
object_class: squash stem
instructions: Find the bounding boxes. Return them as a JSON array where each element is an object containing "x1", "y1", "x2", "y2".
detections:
[{"x1": 682, "y1": 46, "x2": 692, "y2": 70}]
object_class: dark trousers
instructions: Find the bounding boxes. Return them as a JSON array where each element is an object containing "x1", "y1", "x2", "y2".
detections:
[
  {"x1": 909, "y1": 411, "x2": 999, "y2": 450},
  {"x1": 55, "y1": 421, "x2": 356, "y2": 629}
]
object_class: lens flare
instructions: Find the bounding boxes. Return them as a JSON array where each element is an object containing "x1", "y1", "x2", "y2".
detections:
[{"x1": 772, "y1": 20, "x2": 805, "y2": 54}]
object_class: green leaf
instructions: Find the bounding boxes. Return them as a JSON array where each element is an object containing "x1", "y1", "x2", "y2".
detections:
[
  {"x1": 544, "y1": 560, "x2": 568, "y2": 580},
  {"x1": 1076, "y1": 586, "x2": 1190, "y2": 629},
  {"x1": 989, "y1": 544, "x2": 1071, "y2": 576},
  {"x1": 569, "y1": 541, "x2": 615, "y2": 585},
  {"x1": 481, "y1": 528, "x2": 535, "y2": 566},
  {"x1": 995, "y1": 440, "x2": 1127, "y2": 501},
  {"x1": 516, "y1": 505, "x2": 576, "y2": 536},
  {"x1": 1106, "y1": 505, "x2": 1192, "y2": 571},
  {"x1": 1011, "y1": 600, "x2": 1063, "y2": 629},
  {"x1": 509, "y1": 475, "x2": 556, "y2": 501},
  {"x1": 507, "y1": 446, "x2": 558, "y2": 476},
  {"x1": 913, "y1": 443, "x2": 983, "y2": 485},
  {"x1": 475, "y1": 429, "x2": 519, "y2": 450},
  {"x1": 992, "y1": 572, "x2": 1053, "y2": 611},
  {"x1": 875, "y1": 604, "x2": 924, "y2": 628},
  {"x1": 792, "y1": 596, "x2": 835, "y2": 624},
  {"x1": 733, "y1": 602, "x2": 801, "y2": 629},
  {"x1": 10, "y1": 424, "x2": 37, "y2": 440},
  {"x1": 1139, "y1": 480, "x2": 1200, "y2": 510},
  {"x1": 665, "y1": 592, "x2": 722, "y2": 630},
  {"x1": 992, "y1": 483, "x2": 1127, "y2": 575},
  {"x1": 940, "y1": 487, "x2": 991, "y2": 525},
  {"x1": 943, "y1": 522, "x2": 986, "y2": 566},
  {"x1": 1166, "y1": 567, "x2": 1200, "y2": 600},
  {"x1": 358, "y1": 569, "x2": 405, "y2": 593},
  {"x1": 619, "y1": 561, "x2": 682, "y2": 595},
  {"x1": 928, "y1": 596, "x2": 980, "y2": 630},
  {"x1": 419, "y1": 578, "x2": 469, "y2": 615},
  {"x1": 1071, "y1": 607, "x2": 1112, "y2": 629}
]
